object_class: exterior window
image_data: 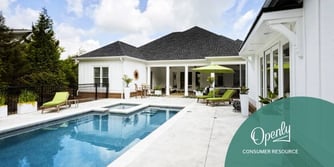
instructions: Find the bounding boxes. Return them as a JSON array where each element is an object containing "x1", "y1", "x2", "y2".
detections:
[
  {"x1": 102, "y1": 67, "x2": 109, "y2": 87},
  {"x1": 94, "y1": 67, "x2": 109, "y2": 87},
  {"x1": 261, "y1": 43, "x2": 289, "y2": 98},
  {"x1": 94, "y1": 67, "x2": 101, "y2": 86},
  {"x1": 188, "y1": 72, "x2": 192, "y2": 85},
  {"x1": 283, "y1": 43, "x2": 290, "y2": 96}
]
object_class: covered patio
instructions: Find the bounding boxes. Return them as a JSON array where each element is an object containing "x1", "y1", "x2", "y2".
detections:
[{"x1": 147, "y1": 57, "x2": 246, "y2": 96}]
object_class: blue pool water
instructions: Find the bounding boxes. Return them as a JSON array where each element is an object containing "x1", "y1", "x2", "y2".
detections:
[{"x1": 0, "y1": 106, "x2": 181, "y2": 167}]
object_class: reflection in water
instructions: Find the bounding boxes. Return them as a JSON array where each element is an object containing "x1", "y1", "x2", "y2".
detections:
[{"x1": 0, "y1": 107, "x2": 180, "y2": 167}]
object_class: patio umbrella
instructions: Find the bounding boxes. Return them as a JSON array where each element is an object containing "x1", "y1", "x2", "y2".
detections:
[{"x1": 192, "y1": 64, "x2": 234, "y2": 97}]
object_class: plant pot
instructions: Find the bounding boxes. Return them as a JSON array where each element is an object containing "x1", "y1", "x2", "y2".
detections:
[
  {"x1": 195, "y1": 91, "x2": 203, "y2": 96},
  {"x1": 124, "y1": 88, "x2": 131, "y2": 99},
  {"x1": 240, "y1": 94, "x2": 249, "y2": 117},
  {"x1": 154, "y1": 90, "x2": 162, "y2": 96},
  {"x1": 0, "y1": 105, "x2": 8, "y2": 117},
  {"x1": 17, "y1": 101, "x2": 37, "y2": 114}
]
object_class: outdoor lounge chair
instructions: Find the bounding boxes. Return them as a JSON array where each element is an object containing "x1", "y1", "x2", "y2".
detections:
[
  {"x1": 41, "y1": 92, "x2": 69, "y2": 113},
  {"x1": 206, "y1": 89, "x2": 236, "y2": 106},
  {"x1": 196, "y1": 89, "x2": 220, "y2": 102}
]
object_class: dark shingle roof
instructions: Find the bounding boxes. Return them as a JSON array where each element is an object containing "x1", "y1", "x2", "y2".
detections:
[
  {"x1": 139, "y1": 26, "x2": 242, "y2": 60},
  {"x1": 78, "y1": 26, "x2": 242, "y2": 60},
  {"x1": 79, "y1": 41, "x2": 145, "y2": 59}
]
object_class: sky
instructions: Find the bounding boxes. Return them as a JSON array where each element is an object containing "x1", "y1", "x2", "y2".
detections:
[{"x1": 0, "y1": 0, "x2": 265, "y2": 59}]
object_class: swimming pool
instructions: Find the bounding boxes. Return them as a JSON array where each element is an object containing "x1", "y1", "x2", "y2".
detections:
[{"x1": 0, "y1": 106, "x2": 182, "y2": 167}]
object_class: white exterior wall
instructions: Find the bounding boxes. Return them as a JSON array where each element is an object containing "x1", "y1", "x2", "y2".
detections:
[
  {"x1": 247, "y1": 56, "x2": 259, "y2": 106},
  {"x1": 78, "y1": 57, "x2": 147, "y2": 93},
  {"x1": 244, "y1": 0, "x2": 334, "y2": 106},
  {"x1": 78, "y1": 60, "x2": 122, "y2": 92},
  {"x1": 122, "y1": 58, "x2": 147, "y2": 91},
  {"x1": 297, "y1": 0, "x2": 334, "y2": 102},
  {"x1": 319, "y1": 0, "x2": 334, "y2": 102}
]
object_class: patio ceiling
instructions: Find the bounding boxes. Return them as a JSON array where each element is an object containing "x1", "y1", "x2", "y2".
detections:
[
  {"x1": 239, "y1": 8, "x2": 303, "y2": 57},
  {"x1": 240, "y1": 23, "x2": 279, "y2": 56}
]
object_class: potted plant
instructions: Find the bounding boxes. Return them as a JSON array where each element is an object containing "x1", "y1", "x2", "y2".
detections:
[
  {"x1": 122, "y1": 75, "x2": 133, "y2": 99},
  {"x1": 194, "y1": 87, "x2": 203, "y2": 96},
  {"x1": 259, "y1": 90, "x2": 281, "y2": 104},
  {"x1": 239, "y1": 86, "x2": 249, "y2": 117},
  {"x1": 0, "y1": 93, "x2": 7, "y2": 117},
  {"x1": 154, "y1": 85, "x2": 162, "y2": 96},
  {"x1": 17, "y1": 90, "x2": 38, "y2": 114}
]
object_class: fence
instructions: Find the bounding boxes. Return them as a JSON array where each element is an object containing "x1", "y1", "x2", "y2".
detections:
[
  {"x1": 77, "y1": 83, "x2": 109, "y2": 100},
  {"x1": 2, "y1": 83, "x2": 109, "y2": 114}
]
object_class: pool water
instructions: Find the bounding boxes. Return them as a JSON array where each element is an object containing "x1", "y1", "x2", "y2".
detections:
[{"x1": 0, "y1": 106, "x2": 181, "y2": 167}]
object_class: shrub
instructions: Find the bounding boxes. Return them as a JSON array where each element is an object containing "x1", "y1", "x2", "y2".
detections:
[
  {"x1": 18, "y1": 90, "x2": 37, "y2": 103},
  {"x1": 240, "y1": 86, "x2": 249, "y2": 94},
  {"x1": 0, "y1": 93, "x2": 6, "y2": 106}
]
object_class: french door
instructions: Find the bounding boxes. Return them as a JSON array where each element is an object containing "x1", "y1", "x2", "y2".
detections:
[{"x1": 260, "y1": 42, "x2": 291, "y2": 99}]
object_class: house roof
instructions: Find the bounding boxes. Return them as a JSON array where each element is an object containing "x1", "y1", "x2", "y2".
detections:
[
  {"x1": 79, "y1": 41, "x2": 145, "y2": 59},
  {"x1": 240, "y1": 0, "x2": 303, "y2": 50},
  {"x1": 79, "y1": 26, "x2": 242, "y2": 60},
  {"x1": 139, "y1": 26, "x2": 242, "y2": 60}
]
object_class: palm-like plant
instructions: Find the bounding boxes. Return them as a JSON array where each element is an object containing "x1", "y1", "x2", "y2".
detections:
[{"x1": 122, "y1": 75, "x2": 133, "y2": 87}]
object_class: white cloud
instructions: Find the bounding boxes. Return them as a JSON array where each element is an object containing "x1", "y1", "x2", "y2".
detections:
[
  {"x1": 66, "y1": 0, "x2": 83, "y2": 17},
  {"x1": 0, "y1": 0, "x2": 15, "y2": 11},
  {"x1": 233, "y1": 10, "x2": 256, "y2": 31},
  {"x1": 92, "y1": 0, "x2": 237, "y2": 46},
  {"x1": 55, "y1": 23, "x2": 100, "y2": 59},
  {"x1": 235, "y1": 0, "x2": 248, "y2": 13},
  {"x1": 120, "y1": 32, "x2": 152, "y2": 47},
  {"x1": 5, "y1": 5, "x2": 39, "y2": 29}
]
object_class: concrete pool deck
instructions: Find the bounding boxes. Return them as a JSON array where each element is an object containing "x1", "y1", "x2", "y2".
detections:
[{"x1": 0, "y1": 97, "x2": 246, "y2": 167}]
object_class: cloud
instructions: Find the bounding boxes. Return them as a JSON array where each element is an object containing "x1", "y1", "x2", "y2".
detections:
[
  {"x1": 235, "y1": 0, "x2": 248, "y2": 13},
  {"x1": 66, "y1": 0, "x2": 83, "y2": 17},
  {"x1": 0, "y1": 0, "x2": 15, "y2": 11},
  {"x1": 92, "y1": 0, "x2": 237, "y2": 46},
  {"x1": 120, "y1": 32, "x2": 152, "y2": 47},
  {"x1": 55, "y1": 23, "x2": 100, "y2": 59},
  {"x1": 233, "y1": 10, "x2": 256, "y2": 31},
  {"x1": 5, "y1": 5, "x2": 39, "y2": 29}
]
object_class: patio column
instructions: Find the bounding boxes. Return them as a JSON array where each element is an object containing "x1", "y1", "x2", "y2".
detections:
[
  {"x1": 184, "y1": 65, "x2": 189, "y2": 96},
  {"x1": 147, "y1": 66, "x2": 151, "y2": 94},
  {"x1": 166, "y1": 66, "x2": 170, "y2": 95}
]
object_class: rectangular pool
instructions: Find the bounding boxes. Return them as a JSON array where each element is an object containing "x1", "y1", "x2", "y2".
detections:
[{"x1": 0, "y1": 106, "x2": 182, "y2": 167}]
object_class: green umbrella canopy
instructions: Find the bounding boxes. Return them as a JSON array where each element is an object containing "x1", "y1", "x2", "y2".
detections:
[
  {"x1": 192, "y1": 64, "x2": 234, "y2": 98},
  {"x1": 192, "y1": 64, "x2": 234, "y2": 73}
]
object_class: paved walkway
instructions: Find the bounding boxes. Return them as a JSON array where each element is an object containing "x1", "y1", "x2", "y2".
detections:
[
  {"x1": 0, "y1": 97, "x2": 246, "y2": 167},
  {"x1": 109, "y1": 98, "x2": 246, "y2": 167}
]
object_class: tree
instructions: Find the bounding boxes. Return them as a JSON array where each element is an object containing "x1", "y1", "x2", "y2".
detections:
[
  {"x1": 26, "y1": 8, "x2": 61, "y2": 73},
  {"x1": 0, "y1": 14, "x2": 12, "y2": 82},
  {"x1": 60, "y1": 57, "x2": 78, "y2": 88},
  {"x1": 0, "y1": 13, "x2": 30, "y2": 86},
  {"x1": 22, "y1": 8, "x2": 68, "y2": 87}
]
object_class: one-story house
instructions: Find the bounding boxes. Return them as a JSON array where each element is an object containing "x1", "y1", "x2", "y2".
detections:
[
  {"x1": 240, "y1": 0, "x2": 334, "y2": 108},
  {"x1": 76, "y1": 26, "x2": 245, "y2": 98}
]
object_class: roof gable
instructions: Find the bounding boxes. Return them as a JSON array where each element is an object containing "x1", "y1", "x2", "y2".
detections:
[
  {"x1": 79, "y1": 41, "x2": 144, "y2": 59},
  {"x1": 139, "y1": 26, "x2": 241, "y2": 60}
]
